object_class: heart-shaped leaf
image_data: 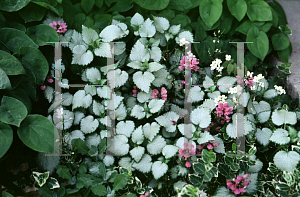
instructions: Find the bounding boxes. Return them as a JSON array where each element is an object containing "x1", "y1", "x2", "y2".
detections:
[
  {"x1": 0, "y1": 122, "x2": 13, "y2": 158},
  {"x1": 133, "y1": 71, "x2": 155, "y2": 93}
]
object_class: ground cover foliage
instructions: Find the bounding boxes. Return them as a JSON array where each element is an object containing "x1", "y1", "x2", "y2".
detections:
[{"x1": 0, "y1": 0, "x2": 299, "y2": 196}]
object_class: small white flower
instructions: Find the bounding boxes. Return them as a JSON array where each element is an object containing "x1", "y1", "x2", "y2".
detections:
[
  {"x1": 228, "y1": 87, "x2": 237, "y2": 94},
  {"x1": 250, "y1": 85, "x2": 256, "y2": 91},
  {"x1": 215, "y1": 58, "x2": 222, "y2": 65},
  {"x1": 247, "y1": 71, "x2": 253, "y2": 78},
  {"x1": 258, "y1": 82, "x2": 264, "y2": 88},
  {"x1": 216, "y1": 66, "x2": 224, "y2": 72},
  {"x1": 225, "y1": 54, "x2": 231, "y2": 61},
  {"x1": 179, "y1": 37, "x2": 189, "y2": 46}
]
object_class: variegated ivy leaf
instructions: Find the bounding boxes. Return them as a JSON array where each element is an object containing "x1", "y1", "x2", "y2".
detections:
[
  {"x1": 139, "y1": 18, "x2": 156, "y2": 37},
  {"x1": 271, "y1": 109, "x2": 297, "y2": 126},
  {"x1": 71, "y1": 45, "x2": 93, "y2": 66},
  {"x1": 82, "y1": 25, "x2": 98, "y2": 44},
  {"x1": 133, "y1": 71, "x2": 155, "y2": 93},
  {"x1": 32, "y1": 171, "x2": 49, "y2": 187},
  {"x1": 269, "y1": 128, "x2": 290, "y2": 145},
  {"x1": 148, "y1": 99, "x2": 165, "y2": 113}
]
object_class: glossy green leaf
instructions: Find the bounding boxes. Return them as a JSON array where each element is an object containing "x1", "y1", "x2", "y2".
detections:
[
  {"x1": 246, "y1": 0, "x2": 272, "y2": 22},
  {"x1": 94, "y1": 14, "x2": 112, "y2": 29},
  {"x1": 227, "y1": 0, "x2": 247, "y2": 21},
  {"x1": 0, "y1": 0, "x2": 30, "y2": 12},
  {"x1": 79, "y1": 162, "x2": 88, "y2": 174},
  {"x1": 56, "y1": 165, "x2": 72, "y2": 180},
  {"x1": 81, "y1": 0, "x2": 95, "y2": 13},
  {"x1": 272, "y1": 32, "x2": 290, "y2": 51},
  {"x1": 61, "y1": 0, "x2": 74, "y2": 27},
  {"x1": 47, "y1": 177, "x2": 60, "y2": 189},
  {"x1": 172, "y1": 14, "x2": 191, "y2": 28},
  {"x1": 20, "y1": 46, "x2": 48, "y2": 84},
  {"x1": 0, "y1": 68, "x2": 12, "y2": 90},
  {"x1": 32, "y1": 1, "x2": 59, "y2": 15},
  {"x1": 19, "y1": 3, "x2": 47, "y2": 23},
  {"x1": 17, "y1": 115, "x2": 56, "y2": 153},
  {"x1": 199, "y1": 0, "x2": 222, "y2": 28},
  {"x1": 91, "y1": 184, "x2": 107, "y2": 196},
  {"x1": 108, "y1": 0, "x2": 133, "y2": 12},
  {"x1": 95, "y1": 0, "x2": 104, "y2": 8},
  {"x1": 0, "y1": 122, "x2": 13, "y2": 158},
  {"x1": 269, "y1": 0, "x2": 287, "y2": 27},
  {"x1": 236, "y1": 20, "x2": 264, "y2": 35},
  {"x1": 72, "y1": 138, "x2": 89, "y2": 155},
  {"x1": 0, "y1": 50, "x2": 25, "y2": 75},
  {"x1": 246, "y1": 26, "x2": 269, "y2": 61},
  {"x1": 189, "y1": 174, "x2": 203, "y2": 187},
  {"x1": 27, "y1": 24, "x2": 59, "y2": 46},
  {"x1": 0, "y1": 28, "x2": 38, "y2": 54},
  {"x1": 134, "y1": 0, "x2": 170, "y2": 10},
  {"x1": 277, "y1": 41, "x2": 292, "y2": 63},
  {"x1": 113, "y1": 174, "x2": 127, "y2": 191},
  {"x1": 0, "y1": 96, "x2": 27, "y2": 127},
  {"x1": 157, "y1": 9, "x2": 175, "y2": 21},
  {"x1": 99, "y1": 162, "x2": 106, "y2": 178},
  {"x1": 33, "y1": 171, "x2": 49, "y2": 187}
]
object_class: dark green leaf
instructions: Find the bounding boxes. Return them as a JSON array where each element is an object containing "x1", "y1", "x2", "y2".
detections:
[
  {"x1": 99, "y1": 162, "x2": 106, "y2": 178},
  {"x1": 246, "y1": 0, "x2": 272, "y2": 22},
  {"x1": 272, "y1": 32, "x2": 290, "y2": 51},
  {"x1": 195, "y1": 24, "x2": 207, "y2": 42},
  {"x1": 47, "y1": 177, "x2": 59, "y2": 189},
  {"x1": 248, "y1": 146, "x2": 257, "y2": 155},
  {"x1": 91, "y1": 184, "x2": 107, "y2": 196},
  {"x1": 94, "y1": 14, "x2": 112, "y2": 29},
  {"x1": 269, "y1": 0, "x2": 287, "y2": 26},
  {"x1": 19, "y1": 3, "x2": 47, "y2": 23},
  {"x1": 72, "y1": 138, "x2": 89, "y2": 155},
  {"x1": 218, "y1": 163, "x2": 231, "y2": 177},
  {"x1": 108, "y1": 0, "x2": 133, "y2": 12},
  {"x1": 0, "y1": 0, "x2": 30, "y2": 12},
  {"x1": 113, "y1": 174, "x2": 127, "y2": 191},
  {"x1": 7, "y1": 86, "x2": 32, "y2": 113},
  {"x1": 227, "y1": 0, "x2": 247, "y2": 21},
  {"x1": 172, "y1": 14, "x2": 190, "y2": 28},
  {"x1": 56, "y1": 165, "x2": 72, "y2": 180},
  {"x1": 245, "y1": 51, "x2": 258, "y2": 70},
  {"x1": 67, "y1": 188, "x2": 80, "y2": 194},
  {"x1": 167, "y1": 0, "x2": 192, "y2": 11},
  {"x1": 61, "y1": 0, "x2": 74, "y2": 27},
  {"x1": 277, "y1": 41, "x2": 292, "y2": 63},
  {"x1": 193, "y1": 160, "x2": 206, "y2": 175},
  {"x1": 134, "y1": 0, "x2": 170, "y2": 10},
  {"x1": 20, "y1": 46, "x2": 48, "y2": 84},
  {"x1": 17, "y1": 115, "x2": 57, "y2": 153},
  {"x1": 189, "y1": 174, "x2": 203, "y2": 187},
  {"x1": 0, "y1": 96, "x2": 27, "y2": 127},
  {"x1": 246, "y1": 26, "x2": 269, "y2": 61},
  {"x1": 0, "y1": 50, "x2": 25, "y2": 75},
  {"x1": 195, "y1": 36, "x2": 215, "y2": 63},
  {"x1": 38, "y1": 185, "x2": 52, "y2": 197},
  {"x1": 0, "y1": 28, "x2": 38, "y2": 54},
  {"x1": 260, "y1": 22, "x2": 272, "y2": 33},
  {"x1": 27, "y1": 24, "x2": 59, "y2": 46},
  {"x1": 236, "y1": 20, "x2": 264, "y2": 35},
  {"x1": 0, "y1": 122, "x2": 13, "y2": 158},
  {"x1": 157, "y1": 9, "x2": 175, "y2": 21},
  {"x1": 79, "y1": 162, "x2": 88, "y2": 174},
  {"x1": 81, "y1": 0, "x2": 95, "y2": 14},
  {"x1": 202, "y1": 149, "x2": 216, "y2": 163},
  {"x1": 32, "y1": 1, "x2": 59, "y2": 15},
  {"x1": 95, "y1": 0, "x2": 104, "y2": 8},
  {"x1": 2, "y1": 191, "x2": 14, "y2": 197},
  {"x1": 199, "y1": 0, "x2": 222, "y2": 28}
]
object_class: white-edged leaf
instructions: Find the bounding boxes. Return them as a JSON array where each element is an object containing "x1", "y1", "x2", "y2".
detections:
[
  {"x1": 169, "y1": 25, "x2": 181, "y2": 35},
  {"x1": 207, "y1": 91, "x2": 221, "y2": 99},
  {"x1": 96, "y1": 86, "x2": 112, "y2": 99},
  {"x1": 269, "y1": 128, "x2": 290, "y2": 145},
  {"x1": 152, "y1": 68, "x2": 170, "y2": 87},
  {"x1": 94, "y1": 43, "x2": 113, "y2": 58},
  {"x1": 252, "y1": 101, "x2": 271, "y2": 123},
  {"x1": 139, "y1": 18, "x2": 156, "y2": 37},
  {"x1": 191, "y1": 107, "x2": 211, "y2": 128},
  {"x1": 114, "y1": 69, "x2": 128, "y2": 88},
  {"x1": 274, "y1": 151, "x2": 300, "y2": 172},
  {"x1": 217, "y1": 76, "x2": 237, "y2": 93},
  {"x1": 178, "y1": 124, "x2": 196, "y2": 138},
  {"x1": 143, "y1": 122, "x2": 160, "y2": 141},
  {"x1": 175, "y1": 31, "x2": 194, "y2": 43},
  {"x1": 92, "y1": 100, "x2": 104, "y2": 116},
  {"x1": 271, "y1": 109, "x2": 297, "y2": 126},
  {"x1": 86, "y1": 67, "x2": 101, "y2": 83},
  {"x1": 152, "y1": 161, "x2": 168, "y2": 179},
  {"x1": 200, "y1": 99, "x2": 216, "y2": 112},
  {"x1": 133, "y1": 71, "x2": 155, "y2": 93},
  {"x1": 148, "y1": 99, "x2": 165, "y2": 113},
  {"x1": 131, "y1": 125, "x2": 144, "y2": 145},
  {"x1": 255, "y1": 128, "x2": 272, "y2": 147}
]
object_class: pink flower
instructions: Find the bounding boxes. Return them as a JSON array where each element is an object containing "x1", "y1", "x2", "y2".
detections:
[
  {"x1": 234, "y1": 179, "x2": 241, "y2": 184},
  {"x1": 47, "y1": 78, "x2": 54, "y2": 83},
  {"x1": 179, "y1": 56, "x2": 200, "y2": 72},
  {"x1": 179, "y1": 149, "x2": 184, "y2": 154},
  {"x1": 213, "y1": 142, "x2": 220, "y2": 147},
  {"x1": 227, "y1": 182, "x2": 234, "y2": 189},
  {"x1": 161, "y1": 87, "x2": 167, "y2": 101},
  {"x1": 230, "y1": 184, "x2": 236, "y2": 191},
  {"x1": 185, "y1": 161, "x2": 191, "y2": 168},
  {"x1": 242, "y1": 181, "x2": 250, "y2": 187},
  {"x1": 233, "y1": 189, "x2": 240, "y2": 195},
  {"x1": 49, "y1": 21, "x2": 67, "y2": 34},
  {"x1": 207, "y1": 144, "x2": 214, "y2": 150},
  {"x1": 197, "y1": 145, "x2": 203, "y2": 150},
  {"x1": 181, "y1": 80, "x2": 185, "y2": 85},
  {"x1": 151, "y1": 89, "x2": 159, "y2": 99},
  {"x1": 237, "y1": 175, "x2": 243, "y2": 181},
  {"x1": 191, "y1": 58, "x2": 200, "y2": 71},
  {"x1": 178, "y1": 114, "x2": 183, "y2": 119},
  {"x1": 140, "y1": 195, "x2": 145, "y2": 197},
  {"x1": 40, "y1": 85, "x2": 46, "y2": 90},
  {"x1": 243, "y1": 174, "x2": 250, "y2": 179},
  {"x1": 239, "y1": 188, "x2": 246, "y2": 194},
  {"x1": 179, "y1": 143, "x2": 196, "y2": 160},
  {"x1": 133, "y1": 86, "x2": 138, "y2": 97}
]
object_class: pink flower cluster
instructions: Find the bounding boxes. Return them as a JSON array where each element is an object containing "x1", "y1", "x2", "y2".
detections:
[
  {"x1": 151, "y1": 87, "x2": 167, "y2": 101},
  {"x1": 196, "y1": 141, "x2": 219, "y2": 155},
  {"x1": 132, "y1": 86, "x2": 138, "y2": 97},
  {"x1": 49, "y1": 21, "x2": 67, "y2": 34},
  {"x1": 227, "y1": 174, "x2": 251, "y2": 196},
  {"x1": 214, "y1": 102, "x2": 233, "y2": 124},
  {"x1": 179, "y1": 56, "x2": 200, "y2": 72},
  {"x1": 140, "y1": 192, "x2": 149, "y2": 197},
  {"x1": 178, "y1": 143, "x2": 196, "y2": 168},
  {"x1": 236, "y1": 76, "x2": 254, "y2": 88}
]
